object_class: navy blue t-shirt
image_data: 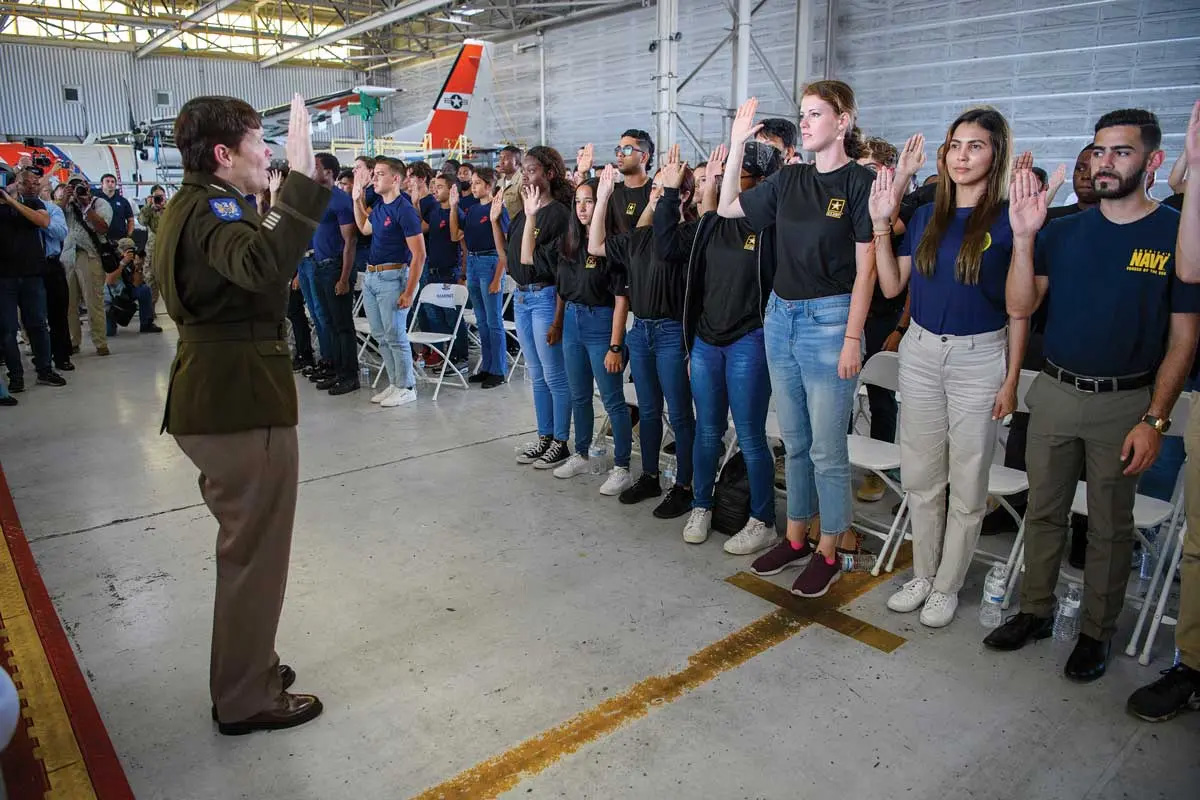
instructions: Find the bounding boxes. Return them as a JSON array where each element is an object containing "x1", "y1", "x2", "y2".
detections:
[
  {"x1": 1035, "y1": 205, "x2": 1200, "y2": 376},
  {"x1": 368, "y1": 194, "x2": 423, "y2": 265},
  {"x1": 311, "y1": 187, "x2": 356, "y2": 262},
  {"x1": 417, "y1": 193, "x2": 438, "y2": 223},
  {"x1": 460, "y1": 202, "x2": 508, "y2": 253},
  {"x1": 899, "y1": 203, "x2": 1013, "y2": 336},
  {"x1": 103, "y1": 192, "x2": 134, "y2": 242},
  {"x1": 424, "y1": 203, "x2": 461, "y2": 277}
]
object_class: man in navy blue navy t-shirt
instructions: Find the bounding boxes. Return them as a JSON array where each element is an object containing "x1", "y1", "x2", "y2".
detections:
[
  {"x1": 993, "y1": 109, "x2": 1200, "y2": 685},
  {"x1": 309, "y1": 153, "x2": 359, "y2": 396}
]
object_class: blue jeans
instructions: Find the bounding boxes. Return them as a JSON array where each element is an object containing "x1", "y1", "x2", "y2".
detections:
[
  {"x1": 467, "y1": 253, "x2": 506, "y2": 376},
  {"x1": 764, "y1": 292, "x2": 857, "y2": 534},
  {"x1": 513, "y1": 285, "x2": 569, "y2": 440},
  {"x1": 563, "y1": 302, "x2": 632, "y2": 466},
  {"x1": 105, "y1": 283, "x2": 155, "y2": 335},
  {"x1": 362, "y1": 268, "x2": 414, "y2": 389},
  {"x1": 0, "y1": 276, "x2": 51, "y2": 377},
  {"x1": 691, "y1": 330, "x2": 774, "y2": 523},
  {"x1": 627, "y1": 318, "x2": 694, "y2": 481},
  {"x1": 297, "y1": 256, "x2": 332, "y2": 363}
]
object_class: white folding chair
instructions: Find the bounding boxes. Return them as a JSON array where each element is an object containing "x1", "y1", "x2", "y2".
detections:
[
  {"x1": 352, "y1": 289, "x2": 387, "y2": 389},
  {"x1": 407, "y1": 282, "x2": 471, "y2": 401},
  {"x1": 502, "y1": 276, "x2": 524, "y2": 381}
]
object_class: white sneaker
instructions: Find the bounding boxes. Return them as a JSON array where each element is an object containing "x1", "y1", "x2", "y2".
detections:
[
  {"x1": 554, "y1": 453, "x2": 590, "y2": 479},
  {"x1": 682, "y1": 508, "x2": 711, "y2": 544},
  {"x1": 886, "y1": 577, "x2": 933, "y2": 613},
  {"x1": 370, "y1": 385, "x2": 397, "y2": 404},
  {"x1": 381, "y1": 387, "x2": 417, "y2": 408},
  {"x1": 919, "y1": 590, "x2": 958, "y2": 628},
  {"x1": 723, "y1": 518, "x2": 778, "y2": 555},
  {"x1": 599, "y1": 466, "x2": 633, "y2": 496}
]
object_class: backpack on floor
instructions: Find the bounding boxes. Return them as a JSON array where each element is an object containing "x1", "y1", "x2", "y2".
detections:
[{"x1": 711, "y1": 451, "x2": 751, "y2": 535}]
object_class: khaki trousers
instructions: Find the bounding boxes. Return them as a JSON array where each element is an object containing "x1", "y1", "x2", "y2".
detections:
[
  {"x1": 175, "y1": 426, "x2": 298, "y2": 723},
  {"x1": 898, "y1": 323, "x2": 1007, "y2": 594},
  {"x1": 1021, "y1": 375, "x2": 1150, "y2": 640},
  {"x1": 66, "y1": 249, "x2": 107, "y2": 350},
  {"x1": 1179, "y1": 403, "x2": 1200, "y2": 669}
]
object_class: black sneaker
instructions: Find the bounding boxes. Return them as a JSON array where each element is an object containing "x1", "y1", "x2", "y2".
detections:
[
  {"x1": 1127, "y1": 663, "x2": 1200, "y2": 722},
  {"x1": 533, "y1": 439, "x2": 570, "y2": 469},
  {"x1": 653, "y1": 484, "x2": 693, "y2": 519},
  {"x1": 469, "y1": 371, "x2": 490, "y2": 384},
  {"x1": 292, "y1": 356, "x2": 314, "y2": 373},
  {"x1": 481, "y1": 373, "x2": 505, "y2": 389},
  {"x1": 1064, "y1": 633, "x2": 1110, "y2": 683},
  {"x1": 662, "y1": 440, "x2": 677, "y2": 455},
  {"x1": 982, "y1": 612, "x2": 1053, "y2": 651},
  {"x1": 308, "y1": 364, "x2": 334, "y2": 382},
  {"x1": 315, "y1": 375, "x2": 339, "y2": 391},
  {"x1": 516, "y1": 435, "x2": 553, "y2": 465},
  {"x1": 140, "y1": 323, "x2": 163, "y2": 333},
  {"x1": 36, "y1": 371, "x2": 66, "y2": 387},
  {"x1": 7, "y1": 376, "x2": 23, "y2": 393},
  {"x1": 55, "y1": 361, "x2": 75, "y2": 372},
  {"x1": 328, "y1": 380, "x2": 359, "y2": 396},
  {"x1": 619, "y1": 472, "x2": 662, "y2": 505},
  {"x1": 0, "y1": 395, "x2": 16, "y2": 407}
]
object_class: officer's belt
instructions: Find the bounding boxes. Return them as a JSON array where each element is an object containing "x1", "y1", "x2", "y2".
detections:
[{"x1": 177, "y1": 321, "x2": 286, "y2": 343}]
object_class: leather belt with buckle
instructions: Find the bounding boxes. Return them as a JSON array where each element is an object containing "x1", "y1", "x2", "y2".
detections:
[
  {"x1": 517, "y1": 282, "x2": 548, "y2": 292},
  {"x1": 1043, "y1": 361, "x2": 1154, "y2": 394},
  {"x1": 366, "y1": 263, "x2": 407, "y2": 273}
]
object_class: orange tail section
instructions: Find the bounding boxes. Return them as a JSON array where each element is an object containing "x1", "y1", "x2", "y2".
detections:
[{"x1": 426, "y1": 40, "x2": 486, "y2": 150}]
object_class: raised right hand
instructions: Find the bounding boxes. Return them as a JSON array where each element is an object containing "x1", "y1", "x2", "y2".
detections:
[
  {"x1": 596, "y1": 164, "x2": 616, "y2": 201},
  {"x1": 268, "y1": 169, "x2": 283, "y2": 196},
  {"x1": 576, "y1": 143, "x2": 595, "y2": 176},
  {"x1": 895, "y1": 133, "x2": 926, "y2": 180},
  {"x1": 284, "y1": 94, "x2": 314, "y2": 179},
  {"x1": 1009, "y1": 168, "x2": 1047, "y2": 238},
  {"x1": 869, "y1": 167, "x2": 898, "y2": 226},
  {"x1": 449, "y1": 184, "x2": 460, "y2": 206},
  {"x1": 660, "y1": 144, "x2": 687, "y2": 189},
  {"x1": 730, "y1": 97, "x2": 763, "y2": 147},
  {"x1": 1186, "y1": 100, "x2": 1200, "y2": 170}
]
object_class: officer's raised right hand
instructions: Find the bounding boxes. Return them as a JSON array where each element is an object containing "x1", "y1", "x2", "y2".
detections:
[{"x1": 285, "y1": 94, "x2": 314, "y2": 179}]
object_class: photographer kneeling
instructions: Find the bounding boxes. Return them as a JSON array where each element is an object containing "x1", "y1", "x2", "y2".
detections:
[{"x1": 104, "y1": 239, "x2": 161, "y2": 336}]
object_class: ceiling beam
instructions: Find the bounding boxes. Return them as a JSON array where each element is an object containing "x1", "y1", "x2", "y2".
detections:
[
  {"x1": 136, "y1": 0, "x2": 241, "y2": 58},
  {"x1": 0, "y1": 3, "x2": 311, "y2": 42},
  {"x1": 259, "y1": 0, "x2": 448, "y2": 68}
]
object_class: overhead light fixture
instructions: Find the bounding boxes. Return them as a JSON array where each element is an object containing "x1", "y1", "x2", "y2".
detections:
[
  {"x1": 432, "y1": 15, "x2": 473, "y2": 25},
  {"x1": 457, "y1": 7, "x2": 485, "y2": 14}
]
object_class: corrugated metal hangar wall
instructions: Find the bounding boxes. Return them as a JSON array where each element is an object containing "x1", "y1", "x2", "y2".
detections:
[{"x1": 384, "y1": 0, "x2": 1199, "y2": 179}]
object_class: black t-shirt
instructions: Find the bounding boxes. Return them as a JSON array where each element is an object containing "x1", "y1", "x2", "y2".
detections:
[
  {"x1": 740, "y1": 161, "x2": 873, "y2": 300},
  {"x1": 697, "y1": 216, "x2": 763, "y2": 346},
  {"x1": 0, "y1": 196, "x2": 47, "y2": 278},
  {"x1": 607, "y1": 181, "x2": 652, "y2": 235},
  {"x1": 606, "y1": 226, "x2": 685, "y2": 321},
  {"x1": 1163, "y1": 193, "x2": 1184, "y2": 211},
  {"x1": 552, "y1": 240, "x2": 626, "y2": 308},
  {"x1": 1046, "y1": 202, "x2": 1089, "y2": 222},
  {"x1": 505, "y1": 201, "x2": 571, "y2": 286}
]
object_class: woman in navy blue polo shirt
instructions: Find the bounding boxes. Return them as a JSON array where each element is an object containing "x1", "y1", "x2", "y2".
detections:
[
  {"x1": 869, "y1": 108, "x2": 1030, "y2": 627},
  {"x1": 450, "y1": 166, "x2": 508, "y2": 387}
]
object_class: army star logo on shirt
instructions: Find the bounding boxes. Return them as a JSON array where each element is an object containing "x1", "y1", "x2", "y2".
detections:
[
  {"x1": 208, "y1": 198, "x2": 242, "y2": 222},
  {"x1": 982, "y1": 232, "x2": 993, "y2": 252},
  {"x1": 743, "y1": 234, "x2": 757, "y2": 251},
  {"x1": 825, "y1": 198, "x2": 845, "y2": 218},
  {"x1": 626, "y1": 202, "x2": 637, "y2": 216},
  {"x1": 585, "y1": 256, "x2": 597, "y2": 269}
]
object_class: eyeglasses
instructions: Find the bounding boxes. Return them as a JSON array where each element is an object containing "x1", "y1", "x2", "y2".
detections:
[{"x1": 614, "y1": 145, "x2": 645, "y2": 158}]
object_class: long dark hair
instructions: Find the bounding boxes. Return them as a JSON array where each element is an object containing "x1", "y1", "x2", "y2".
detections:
[
  {"x1": 525, "y1": 145, "x2": 575, "y2": 206},
  {"x1": 561, "y1": 179, "x2": 598, "y2": 262},
  {"x1": 915, "y1": 107, "x2": 1011, "y2": 285}
]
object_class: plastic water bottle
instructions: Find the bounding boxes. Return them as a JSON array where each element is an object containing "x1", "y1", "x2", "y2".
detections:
[
  {"x1": 661, "y1": 463, "x2": 676, "y2": 490},
  {"x1": 1052, "y1": 584, "x2": 1083, "y2": 642},
  {"x1": 1175, "y1": 647, "x2": 1183, "y2": 666},
  {"x1": 359, "y1": 364, "x2": 371, "y2": 388},
  {"x1": 415, "y1": 354, "x2": 426, "y2": 372},
  {"x1": 840, "y1": 552, "x2": 877, "y2": 573},
  {"x1": 1139, "y1": 527, "x2": 1158, "y2": 580},
  {"x1": 588, "y1": 444, "x2": 607, "y2": 475},
  {"x1": 979, "y1": 564, "x2": 1009, "y2": 628}
]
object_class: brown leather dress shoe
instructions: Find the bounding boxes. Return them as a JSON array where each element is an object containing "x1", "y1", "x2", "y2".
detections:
[
  {"x1": 211, "y1": 664, "x2": 296, "y2": 722},
  {"x1": 217, "y1": 693, "x2": 323, "y2": 736}
]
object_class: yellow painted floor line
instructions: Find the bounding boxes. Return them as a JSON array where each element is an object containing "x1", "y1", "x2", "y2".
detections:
[{"x1": 411, "y1": 562, "x2": 905, "y2": 800}]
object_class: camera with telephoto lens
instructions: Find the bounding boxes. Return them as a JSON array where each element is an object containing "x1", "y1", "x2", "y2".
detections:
[
  {"x1": 32, "y1": 154, "x2": 52, "y2": 169},
  {"x1": 74, "y1": 183, "x2": 90, "y2": 198}
]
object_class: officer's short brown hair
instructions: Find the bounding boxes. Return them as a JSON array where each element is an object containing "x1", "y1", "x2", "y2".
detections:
[{"x1": 174, "y1": 96, "x2": 263, "y2": 174}]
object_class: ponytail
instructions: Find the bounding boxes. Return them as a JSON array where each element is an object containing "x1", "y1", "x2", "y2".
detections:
[{"x1": 843, "y1": 126, "x2": 865, "y2": 160}]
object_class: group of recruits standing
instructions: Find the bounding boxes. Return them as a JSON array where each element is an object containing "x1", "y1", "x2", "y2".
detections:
[{"x1": 416, "y1": 80, "x2": 1200, "y2": 724}]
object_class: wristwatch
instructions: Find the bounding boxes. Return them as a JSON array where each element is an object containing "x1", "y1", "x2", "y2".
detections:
[
  {"x1": 1142, "y1": 414, "x2": 1171, "y2": 434},
  {"x1": 609, "y1": 344, "x2": 622, "y2": 354}
]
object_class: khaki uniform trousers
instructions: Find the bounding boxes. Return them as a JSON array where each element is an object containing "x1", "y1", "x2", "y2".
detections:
[
  {"x1": 66, "y1": 249, "x2": 107, "y2": 350},
  {"x1": 175, "y1": 426, "x2": 298, "y2": 723},
  {"x1": 1020, "y1": 375, "x2": 1150, "y2": 641},
  {"x1": 1179, "y1": 403, "x2": 1200, "y2": 669}
]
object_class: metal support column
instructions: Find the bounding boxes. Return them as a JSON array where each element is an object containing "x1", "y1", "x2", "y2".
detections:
[
  {"x1": 823, "y1": 0, "x2": 837, "y2": 78},
  {"x1": 537, "y1": 30, "x2": 547, "y2": 145},
  {"x1": 653, "y1": 0, "x2": 679, "y2": 156},
  {"x1": 793, "y1": 0, "x2": 812, "y2": 105},
  {"x1": 733, "y1": 0, "x2": 751, "y2": 106}
]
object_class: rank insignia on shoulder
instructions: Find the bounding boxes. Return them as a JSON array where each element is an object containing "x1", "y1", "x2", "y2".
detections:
[{"x1": 208, "y1": 198, "x2": 243, "y2": 222}]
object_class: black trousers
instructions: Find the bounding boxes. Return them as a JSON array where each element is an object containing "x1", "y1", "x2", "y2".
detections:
[
  {"x1": 287, "y1": 282, "x2": 313, "y2": 363},
  {"x1": 43, "y1": 261, "x2": 72, "y2": 365},
  {"x1": 314, "y1": 260, "x2": 358, "y2": 382}
]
